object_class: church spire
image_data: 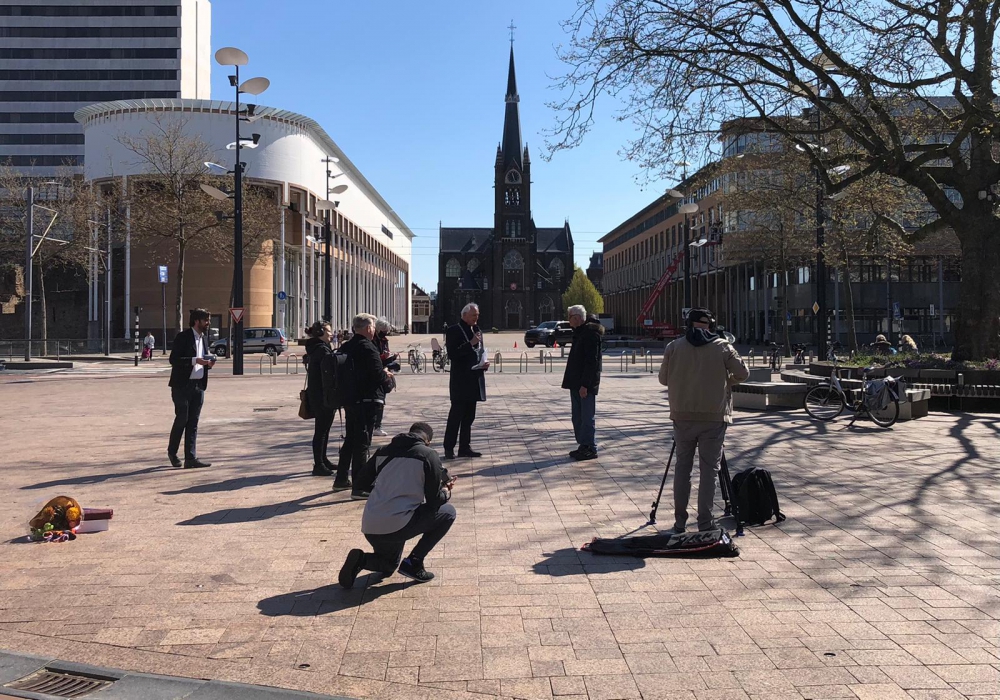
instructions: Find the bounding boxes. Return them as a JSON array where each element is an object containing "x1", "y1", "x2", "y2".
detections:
[{"x1": 501, "y1": 44, "x2": 522, "y2": 171}]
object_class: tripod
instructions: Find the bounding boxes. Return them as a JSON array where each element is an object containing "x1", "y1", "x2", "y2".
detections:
[{"x1": 647, "y1": 439, "x2": 744, "y2": 536}]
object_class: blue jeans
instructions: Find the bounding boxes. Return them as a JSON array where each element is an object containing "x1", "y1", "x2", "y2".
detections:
[{"x1": 570, "y1": 391, "x2": 596, "y2": 450}]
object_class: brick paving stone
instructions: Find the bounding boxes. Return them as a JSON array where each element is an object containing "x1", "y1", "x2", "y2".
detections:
[{"x1": 1, "y1": 368, "x2": 999, "y2": 699}]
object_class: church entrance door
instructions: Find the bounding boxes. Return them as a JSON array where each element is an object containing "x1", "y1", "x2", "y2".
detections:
[{"x1": 505, "y1": 298, "x2": 522, "y2": 329}]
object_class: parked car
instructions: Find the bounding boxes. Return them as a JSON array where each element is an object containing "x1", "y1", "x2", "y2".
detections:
[
  {"x1": 524, "y1": 320, "x2": 574, "y2": 348},
  {"x1": 211, "y1": 327, "x2": 288, "y2": 358}
]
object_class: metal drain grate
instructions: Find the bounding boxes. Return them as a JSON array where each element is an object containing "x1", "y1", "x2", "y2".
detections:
[
  {"x1": 253, "y1": 407, "x2": 279, "y2": 412},
  {"x1": 5, "y1": 669, "x2": 115, "y2": 698}
]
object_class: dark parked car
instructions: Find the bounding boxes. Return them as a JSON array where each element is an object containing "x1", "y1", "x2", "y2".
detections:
[{"x1": 524, "y1": 321, "x2": 574, "y2": 348}]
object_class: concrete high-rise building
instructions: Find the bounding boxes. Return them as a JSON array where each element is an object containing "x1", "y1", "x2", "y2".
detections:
[{"x1": 0, "y1": 0, "x2": 211, "y2": 175}]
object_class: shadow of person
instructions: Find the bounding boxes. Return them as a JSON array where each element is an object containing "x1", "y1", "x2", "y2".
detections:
[
  {"x1": 176, "y1": 491, "x2": 338, "y2": 526},
  {"x1": 532, "y1": 546, "x2": 647, "y2": 578},
  {"x1": 257, "y1": 580, "x2": 408, "y2": 617},
  {"x1": 21, "y1": 465, "x2": 174, "y2": 490},
  {"x1": 162, "y1": 472, "x2": 307, "y2": 495}
]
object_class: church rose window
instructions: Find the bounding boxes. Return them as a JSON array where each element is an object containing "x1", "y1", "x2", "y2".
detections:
[
  {"x1": 467, "y1": 258, "x2": 480, "y2": 272},
  {"x1": 503, "y1": 250, "x2": 524, "y2": 270}
]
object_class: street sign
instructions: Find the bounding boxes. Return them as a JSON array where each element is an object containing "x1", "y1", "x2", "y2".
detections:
[
  {"x1": 812, "y1": 302, "x2": 820, "y2": 314},
  {"x1": 277, "y1": 290, "x2": 287, "y2": 301},
  {"x1": 229, "y1": 307, "x2": 245, "y2": 325},
  {"x1": 157, "y1": 265, "x2": 168, "y2": 284},
  {"x1": 930, "y1": 303, "x2": 935, "y2": 316},
  {"x1": 278, "y1": 301, "x2": 286, "y2": 314},
  {"x1": 893, "y1": 301, "x2": 902, "y2": 320},
  {"x1": 786, "y1": 311, "x2": 792, "y2": 321}
]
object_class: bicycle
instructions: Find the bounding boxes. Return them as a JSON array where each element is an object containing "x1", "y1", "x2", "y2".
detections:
[
  {"x1": 803, "y1": 352, "x2": 901, "y2": 427},
  {"x1": 406, "y1": 343, "x2": 425, "y2": 374},
  {"x1": 767, "y1": 343, "x2": 783, "y2": 371},
  {"x1": 792, "y1": 343, "x2": 806, "y2": 364}
]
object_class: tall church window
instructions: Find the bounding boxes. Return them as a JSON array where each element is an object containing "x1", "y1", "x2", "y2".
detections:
[
  {"x1": 505, "y1": 188, "x2": 520, "y2": 208},
  {"x1": 503, "y1": 250, "x2": 523, "y2": 270},
  {"x1": 467, "y1": 258, "x2": 480, "y2": 272},
  {"x1": 504, "y1": 220, "x2": 522, "y2": 238},
  {"x1": 549, "y1": 258, "x2": 565, "y2": 279},
  {"x1": 539, "y1": 296, "x2": 554, "y2": 322},
  {"x1": 446, "y1": 258, "x2": 461, "y2": 278}
]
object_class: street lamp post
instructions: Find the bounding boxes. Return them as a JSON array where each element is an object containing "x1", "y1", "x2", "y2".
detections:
[
  {"x1": 680, "y1": 203, "x2": 699, "y2": 309},
  {"x1": 215, "y1": 47, "x2": 268, "y2": 376},
  {"x1": 23, "y1": 187, "x2": 33, "y2": 361},
  {"x1": 321, "y1": 157, "x2": 346, "y2": 323}
]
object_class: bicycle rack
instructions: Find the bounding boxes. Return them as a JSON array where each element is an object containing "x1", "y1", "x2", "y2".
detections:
[
  {"x1": 258, "y1": 355, "x2": 273, "y2": 375},
  {"x1": 518, "y1": 351, "x2": 529, "y2": 373},
  {"x1": 285, "y1": 353, "x2": 299, "y2": 374},
  {"x1": 645, "y1": 352, "x2": 657, "y2": 373},
  {"x1": 620, "y1": 352, "x2": 629, "y2": 372},
  {"x1": 747, "y1": 348, "x2": 755, "y2": 366},
  {"x1": 493, "y1": 351, "x2": 503, "y2": 373},
  {"x1": 543, "y1": 352, "x2": 554, "y2": 373}
]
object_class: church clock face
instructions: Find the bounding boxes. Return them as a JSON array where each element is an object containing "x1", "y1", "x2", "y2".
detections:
[{"x1": 505, "y1": 170, "x2": 522, "y2": 184}]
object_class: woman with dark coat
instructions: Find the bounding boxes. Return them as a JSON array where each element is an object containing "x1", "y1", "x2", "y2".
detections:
[{"x1": 305, "y1": 321, "x2": 336, "y2": 476}]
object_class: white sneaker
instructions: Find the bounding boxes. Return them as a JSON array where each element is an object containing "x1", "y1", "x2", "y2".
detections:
[{"x1": 374, "y1": 429, "x2": 388, "y2": 437}]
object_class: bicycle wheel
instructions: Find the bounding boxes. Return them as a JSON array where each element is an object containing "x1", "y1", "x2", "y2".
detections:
[
  {"x1": 869, "y1": 397, "x2": 899, "y2": 428},
  {"x1": 804, "y1": 384, "x2": 846, "y2": 420}
]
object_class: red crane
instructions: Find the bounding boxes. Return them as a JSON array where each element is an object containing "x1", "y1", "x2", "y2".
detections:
[{"x1": 636, "y1": 232, "x2": 722, "y2": 339}]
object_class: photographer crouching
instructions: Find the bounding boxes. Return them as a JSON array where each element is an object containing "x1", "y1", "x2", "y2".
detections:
[{"x1": 339, "y1": 422, "x2": 456, "y2": 587}]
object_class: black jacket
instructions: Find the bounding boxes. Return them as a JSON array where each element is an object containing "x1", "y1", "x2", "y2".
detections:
[
  {"x1": 304, "y1": 337, "x2": 334, "y2": 414},
  {"x1": 340, "y1": 333, "x2": 387, "y2": 404},
  {"x1": 359, "y1": 432, "x2": 452, "y2": 511},
  {"x1": 168, "y1": 328, "x2": 209, "y2": 389},
  {"x1": 446, "y1": 321, "x2": 486, "y2": 403},
  {"x1": 561, "y1": 318, "x2": 604, "y2": 395}
]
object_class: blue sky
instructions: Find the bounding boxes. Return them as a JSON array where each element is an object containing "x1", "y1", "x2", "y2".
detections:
[{"x1": 210, "y1": 0, "x2": 662, "y2": 292}]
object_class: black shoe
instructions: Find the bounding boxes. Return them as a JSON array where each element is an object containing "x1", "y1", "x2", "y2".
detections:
[
  {"x1": 332, "y1": 480, "x2": 352, "y2": 492},
  {"x1": 350, "y1": 491, "x2": 370, "y2": 501},
  {"x1": 397, "y1": 557, "x2": 434, "y2": 583},
  {"x1": 568, "y1": 447, "x2": 584, "y2": 459},
  {"x1": 575, "y1": 447, "x2": 598, "y2": 461},
  {"x1": 183, "y1": 459, "x2": 211, "y2": 469},
  {"x1": 312, "y1": 464, "x2": 333, "y2": 477},
  {"x1": 443, "y1": 451, "x2": 456, "y2": 460},
  {"x1": 167, "y1": 453, "x2": 182, "y2": 468},
  {"x1": 339, "y1": 549, "x2": 365, "y2": 589},
  {"x1": 457, "y1": 449, "x2": 482, "y2": 458}
]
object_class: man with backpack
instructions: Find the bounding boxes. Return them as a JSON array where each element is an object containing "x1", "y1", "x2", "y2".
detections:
[
  {"x1": 333, "y1": 313, "x2": 391, "y2": 497},
  {"x1": 658, "y1": 308, "x2": 748, "y2": 533},
  {"x1": 339, "y1": 421, "x2": 456, "y2": 587}
]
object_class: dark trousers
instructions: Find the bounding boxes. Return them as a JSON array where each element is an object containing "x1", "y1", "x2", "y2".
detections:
[
  {"x1": 443, "y1": 400, "x2": 478, "y2": 452},
  {"x1": 374, "y1": 403, "x2": 385, "y2": 431},
  {"x1": 337, "y1": 403, "x2": 378, "y2": 489},
  {"x1": 168, "y1": 384, "x2": 205, "y2": 461},
  {"x1": 312, "y1": 407, "x2": 336, "y2": 467},
  {"x1": 362, "y1": 503, "x2": 457, "y2": 574},
  {"x1": 570, "y1": 391, "x2": 597, "y2": 450}
]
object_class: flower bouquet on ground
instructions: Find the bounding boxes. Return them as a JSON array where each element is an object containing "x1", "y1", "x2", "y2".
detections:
[{"x1": 27, "y1": 496, "x2": 113, "y2": 542}]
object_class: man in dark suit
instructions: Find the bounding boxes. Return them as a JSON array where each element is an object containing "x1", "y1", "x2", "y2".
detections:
[
  {"x1": 443, "y1": 303, "x2": 488, "y2": 459},
  {"x1": 167, "y1": 308, "x2": 215, "y2": 469}
]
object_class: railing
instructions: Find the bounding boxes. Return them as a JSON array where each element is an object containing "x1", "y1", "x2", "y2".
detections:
[
  {"x1": 2, "y1": 338, "x2": 138, "y2": 359},
  {"x1": 518, "y1": 351, "x2": 529, "y2": 373},
  {"x1": 492, "y1": 351, "x2": 503, "y2": 373}
]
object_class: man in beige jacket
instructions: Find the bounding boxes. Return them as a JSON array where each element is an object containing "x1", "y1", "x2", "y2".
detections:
[{"x1": 658, "y1": 308, "x2": 749, "y2": 532}]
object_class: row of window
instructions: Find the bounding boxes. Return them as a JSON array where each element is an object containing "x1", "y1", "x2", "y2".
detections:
[
  {"x1": 504, "y1": 219, "x2": 523, "y2": 237},
  {"x1": 0, "y1": 155, "x2": 81, "y2": 166},
  {"x1": 0, "y1": 90, "x2": 177, "y2": 102},
  {"x1": 0, "y1": 26, "x2": 178, "y2": 38},
  {"x1": 0, "y1": 133, "x2": 84, "y2": 145},
  {"x1": 0, "y1": 5, "x2": 178, "y2": 16},
  {"x1": 0, "y1": 70, "x2": 178, "y2": 81},
  {"x1": 0, "y1": 48, "x2": 178, "y2": 59},
  {"x1": 0, "y1": 112, "x2": 76, "y2": 123},
  {"x1": 445, "y1": 254, "x2": 567, "y2": 277}
]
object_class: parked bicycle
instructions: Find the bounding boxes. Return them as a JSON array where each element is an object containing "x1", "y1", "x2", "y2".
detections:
[
  {"x1": 430, "y1": 338, "x2": 449, "y2": 372},
  {"x1": 406, "y1": 343, "x2": 425, "y2": 374},
  {"x1": 792, "y1": 343, "x2": 807, "y2": 364},
  {"x1": 767, "y1": 343, "x2": 783, "y2": 371},
  {"x1": 803, "y1": 351, "x2": 901, "y2": 427}
]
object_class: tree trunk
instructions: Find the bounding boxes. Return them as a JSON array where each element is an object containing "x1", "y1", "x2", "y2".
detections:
[
  {"x1": 779, "y1": 243, "x2": 790, "y2": 356},
  {"x1": 953, "y1": 216, "x2": 1000, "y2": 361},
  {"x1": 175, "y1": 237, "x2": 185, "y2": 334},
  {"x1": 842, "y1": 257, "x2": 858, "y2": 353}
]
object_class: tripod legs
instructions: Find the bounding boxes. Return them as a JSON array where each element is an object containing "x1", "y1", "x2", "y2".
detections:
[
  {"x1": 719, "y1": 450, "x2": 743, "y2": 536},
  {"x1": 647, "y1": 440, "x2": 675, "y2": 525}
]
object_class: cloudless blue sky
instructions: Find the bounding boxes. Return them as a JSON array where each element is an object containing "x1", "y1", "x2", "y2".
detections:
[{"x1": 210, "y1": 0, "x2": 662, "y2": 292}]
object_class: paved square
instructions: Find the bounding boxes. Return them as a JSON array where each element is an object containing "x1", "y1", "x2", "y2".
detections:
[{"x1": 1, "y1": 358, "x2": 998, "y2": 700}]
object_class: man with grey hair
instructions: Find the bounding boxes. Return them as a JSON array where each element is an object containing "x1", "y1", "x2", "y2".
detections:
[
  {"x1": 335, "y1": 313, "x2": 391, "y2": 496},
  {"x1": 443, "y1": 303, "x2": 487, "y2": 459},
  {"x1": 562, "y1": 305, "x2": 604, "y2": 460}
]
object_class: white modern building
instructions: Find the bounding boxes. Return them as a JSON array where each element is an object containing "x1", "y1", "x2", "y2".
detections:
[
  {"x1": 0, "y1": 0, "x2": 211, "y2": 175},
  {"x1": 76, "y1": 98, "x2": 413, "y2": 338}
]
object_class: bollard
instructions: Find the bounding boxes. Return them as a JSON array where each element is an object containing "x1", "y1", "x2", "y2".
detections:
[
  {"x1": 539, "y1": 349, "x2": 545, "y2": 365},
  {"x1": 561, "y1": 344, "x2": 565, "y2": 358},
  {"x1": 631, "y1": 350, "x2": 637, "y2": 365}
]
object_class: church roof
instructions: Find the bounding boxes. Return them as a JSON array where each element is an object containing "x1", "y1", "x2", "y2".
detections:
[
  {"x1": 501, "y1": 46, "x2": 523, "y2": 171},
  {"x1": 440, "y1": 227, "x2": 493, "y2": 253},
  {"x1": 537, "y1": 224, "x2": 573, "y2": 253}
]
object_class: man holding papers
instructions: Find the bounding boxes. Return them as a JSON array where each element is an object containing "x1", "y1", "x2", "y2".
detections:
[{"x1": 443, "y1": 303, "x2": 488, "y2": 459}]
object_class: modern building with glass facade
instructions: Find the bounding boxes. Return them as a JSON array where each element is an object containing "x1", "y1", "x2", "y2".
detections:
[
  {"x1": 0, "y1": 0, "x2": 211, "y2": 175},
  {"x1": 76, "y1": 98, "x2": 413, "y2": 340}
]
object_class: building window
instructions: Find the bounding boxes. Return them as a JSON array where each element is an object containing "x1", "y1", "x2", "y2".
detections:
[
  {"x1": 0, "y1": 113, "x2": 76, "y2": 124},
  {"x1": 0, "y1": 90, "x2": 177, "y2": 102},
  {"x1": 504, "y1": 219, "x2": 522, "y2": 238},
  {"x1": 503, "y1": 250, "x2": 524, "y2": 270},
  {"x1": 505, "y1": 187, "x2": 521, "y2": 207},
  {"x1": 0, "y1": 27, "x2": 178, "y2": 38},
  {"x1": 0, "y1": 5, "x2": 178, "y2": 15},
  {"x1": 0, "y1": 48, "x2": 178, "y2": 60},
  {"x1": 549, "y1": 258, "x2": 565, "y2": 279},
  {"x1": 0, "y1": 133, "x2": 84, "y2": 145},
  {"x1": 446, "y1": 258, "x2": 461, "y2": 278},
  {"x1": 467, "y1": 258, "x2": 480, "y2": 272},
  {"x1": 539, "y1": 296, "x2": 554, "y2": 322}
]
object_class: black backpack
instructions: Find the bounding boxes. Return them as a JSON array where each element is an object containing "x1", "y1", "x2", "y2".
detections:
[
  {"x1": 321, "y1": 350, "x2": 355, "y2": 410},
  {"x1": 730, "y1": 467, "x2": 786, "y2": 527}
]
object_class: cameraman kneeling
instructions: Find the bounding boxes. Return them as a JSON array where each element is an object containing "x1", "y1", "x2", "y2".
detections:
[{"x1": 339, "y1": 422, "x2": 456, "y2": 587}]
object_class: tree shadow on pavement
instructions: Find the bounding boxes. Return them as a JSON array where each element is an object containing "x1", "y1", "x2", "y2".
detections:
[
  {"x1": 161, "y1": 472, "x2": 308, "y2": 495},
  {"x1": 257, "y1": 581, "x2": 408, "y2": 616},
  {"x1": 21, "y1": 465, "x2": 174, "y2": 490},
  {"x1": 175, "y1": 491, "x2": 340, "y2": 525},
  {"x1": 532, "y1": 547, "x2": 647, "y2": 577}
]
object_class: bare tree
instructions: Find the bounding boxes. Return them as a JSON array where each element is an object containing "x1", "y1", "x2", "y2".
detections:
[{"x1": 550, "y1": 0, "x2": 1000, "y2": 360}]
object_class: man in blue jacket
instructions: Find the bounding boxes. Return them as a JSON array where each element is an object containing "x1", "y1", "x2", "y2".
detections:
[{"x1": 339, "y1": 422, "x2": 456, "y2": 587}]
